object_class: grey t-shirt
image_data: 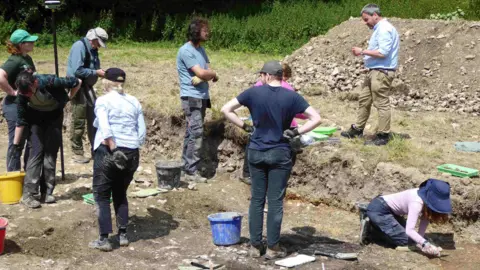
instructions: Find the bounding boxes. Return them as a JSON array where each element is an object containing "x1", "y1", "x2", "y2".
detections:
[{"x1": 176, "y1": 42, "x2": 210, "y2": 99}]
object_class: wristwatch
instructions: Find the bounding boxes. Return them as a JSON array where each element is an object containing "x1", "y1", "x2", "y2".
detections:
[{"x1": 422, "y1": 240, "x2": 430, "y2": 248}]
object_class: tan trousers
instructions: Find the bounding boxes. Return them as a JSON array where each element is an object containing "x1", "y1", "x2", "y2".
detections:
[{"x1": 355, "y1": 70, "x2": 394, "y2": 134}]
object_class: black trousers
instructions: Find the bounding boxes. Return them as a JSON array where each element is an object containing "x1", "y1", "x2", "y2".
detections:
[
  {"x1": 23, "y1": 112, "x2": 62, "y2": 196},
  {"x1": 92, "y1": 145, "x2": 139, "y2": 235}
]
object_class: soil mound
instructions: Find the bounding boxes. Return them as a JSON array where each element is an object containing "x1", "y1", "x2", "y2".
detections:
[{"x1": 285, "y1": 18, "x2": 480, "y2": 115}]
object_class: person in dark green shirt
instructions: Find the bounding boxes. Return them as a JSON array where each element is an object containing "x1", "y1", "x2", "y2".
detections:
[
  {"x1": 11, "y1": 71, "x2": 81, "y2": 208},
  {"x1": 0, "y1": 29, "x2": 37, "y2": 172}
]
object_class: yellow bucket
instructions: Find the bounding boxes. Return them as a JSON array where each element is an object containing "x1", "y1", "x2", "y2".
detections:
[{"x1": 0, "y1": 171, "x2": 25, "y2": 204}]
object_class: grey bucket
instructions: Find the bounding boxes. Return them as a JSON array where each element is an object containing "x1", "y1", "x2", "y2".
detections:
[{"x1": 155, "y1": 160, "x2": 183, "y2": 190}]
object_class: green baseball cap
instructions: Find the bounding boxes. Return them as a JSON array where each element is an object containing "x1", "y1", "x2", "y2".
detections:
[{"x1": 10, "y1": 29, "x2": 38, "y2": 44}]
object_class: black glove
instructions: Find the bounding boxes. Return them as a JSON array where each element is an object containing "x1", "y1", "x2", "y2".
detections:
[
  {"x1": 8, "y1": 144, "x2": 21, "y2": 159},
  {"x1": 242, "y1": 123, "x2": 254, "y2": 134},
  {"x1": 283, "y1": 128, "x2": 300, "y2": 141},
  {"x1": 105, "y1": 148, "x2": 128, "y2": 170}
]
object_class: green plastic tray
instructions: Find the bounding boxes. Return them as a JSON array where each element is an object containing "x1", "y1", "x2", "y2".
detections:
[
  {"x1": 307, "y1": 132, "x2": 329, "y2": 141},
  {"x1": 82, "y1": 193, "x2": 112, "y2": 205},
  {"x1": 437, "y1": 164, "x2": 479, "y2": 178},
  {"x1": 312, "y1": 127, "x2": 337, "y2": 136}
]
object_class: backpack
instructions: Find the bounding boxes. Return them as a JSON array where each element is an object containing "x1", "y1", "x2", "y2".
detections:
[{"x1": 80, "y1": 38, "x2": 91, "y2": 68}]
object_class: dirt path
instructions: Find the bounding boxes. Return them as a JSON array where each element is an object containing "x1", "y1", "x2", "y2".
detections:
[{"x1": 0, "y1": 125, "x2": 478, "y2": 270}]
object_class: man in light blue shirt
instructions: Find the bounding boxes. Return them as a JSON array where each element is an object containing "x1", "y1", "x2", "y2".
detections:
[
  {"x1": 341, "y1": 3, "x2": 400, "y2": 146},
  {"x1": 176, "y1": 17, "x2": 218, "y2": 182}
]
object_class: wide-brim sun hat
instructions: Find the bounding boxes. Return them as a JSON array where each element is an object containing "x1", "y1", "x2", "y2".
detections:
[{"x1": 417, "y1": 178, "x2": 452, "y2": 214}]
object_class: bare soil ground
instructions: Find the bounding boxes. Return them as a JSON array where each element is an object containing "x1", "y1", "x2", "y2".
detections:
[
  {"x1": 0, "y1": 128, "x2": 479, "y2": 270},
  {"x1": 0, "y1": 18, "x2": 479, "y2": 270}
]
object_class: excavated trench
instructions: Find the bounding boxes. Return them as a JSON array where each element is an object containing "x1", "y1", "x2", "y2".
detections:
[{"x1": 142, "y1": 110, "x2": 480, "y2": 226}]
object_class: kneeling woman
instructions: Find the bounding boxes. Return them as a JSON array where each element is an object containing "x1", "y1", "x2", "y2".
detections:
[
  {"x1": 89, "y1": 68, "x2": 146, "y2": 251},
  {"x1": 366, "y1": 178, "x2": 451, "y2": 257},
  {"x1": 14, "y1": 71, "x2": 81, "y2": 208}
]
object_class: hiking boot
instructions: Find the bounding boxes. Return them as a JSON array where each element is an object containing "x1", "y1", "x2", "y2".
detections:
[
  {"x1": 72, "y1": 153, "x2": 90, "y2": 164},
  {"x1": 185, "y1": 172, "x2": 207, "y2": 183},
  {"x1": 88, "y1": 238, "x2": 113, "y2": 251},
  {"x1": 44, "y1": 195, "x2": 56, "y2": 204},
  {"x1": 341, "y1": 124, "x2": 364, "y2": 139},
  {"x1": 117, "y1": 233, "x2": 129, "y2": 246},
  {"x1": 265, "y1": 244, "x2": 287, "y2": 260},
  {"x1": 365, "y1": 132, "x2": 390, "y2": 146},
  {"x1": 249, "y1": 243, "x2": 266, "y2": 258},
  {"x1": 359, "y1": 216, "x2": 371, "y2": 245},
  {"x1": 21, "y1": 195, "x2": 41, "y2": 209},
  {"x1": 239, "y1": 174, "x2": 252, "y2": 185}
]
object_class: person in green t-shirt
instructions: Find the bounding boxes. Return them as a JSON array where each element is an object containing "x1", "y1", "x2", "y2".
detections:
[{"x1": 0, "y1": 29, "x2": 38, "y2": 172}]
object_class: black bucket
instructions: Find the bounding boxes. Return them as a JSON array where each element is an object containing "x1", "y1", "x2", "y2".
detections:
[{"x1": 155, "y1": 160, "x2": 183, "y2": 190}]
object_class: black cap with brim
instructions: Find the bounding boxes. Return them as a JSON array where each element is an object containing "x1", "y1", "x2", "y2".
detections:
[
  {"x1": 257, "y1": 60, "x2": 283, "y2": 77},
  {"x1": 105, "y1": 68, "x2": 126, "y2": 82}
]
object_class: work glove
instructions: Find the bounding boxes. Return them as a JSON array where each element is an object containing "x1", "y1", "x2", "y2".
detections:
[
  {"x1": 7, "y1": 144, "x2": 21, "y2": 160},
  {"x1": 417, "y1": 242, "x2": 442, "y2": 257},
  {"x1": 212, "y1": 74, "x2": 219, "y2": 82},
  {"x1": 242, "y1": 123, "x2": 254, "y2": 134},
  {"x1": 105, "y1": 148, "x2": 128, "y2": 170},
  {"x1": 191, "y1": 76, "x2": 205, "y2": 86},
  {"x1": 283, "y1": 128, "x2": 300, "y2": 141}
]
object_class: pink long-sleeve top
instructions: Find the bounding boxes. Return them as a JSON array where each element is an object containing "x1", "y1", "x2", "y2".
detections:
[
  {"x1": 254, "y1": 81, "x2": 307, "y2": 127},
  {"x1": 382, "y1": 188, "x2": 429, "y2": 245}
]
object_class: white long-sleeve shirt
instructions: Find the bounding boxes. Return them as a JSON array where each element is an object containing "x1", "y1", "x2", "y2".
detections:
[{"x1": 93, "y1": 90, "x2": 146, "y2": 150}]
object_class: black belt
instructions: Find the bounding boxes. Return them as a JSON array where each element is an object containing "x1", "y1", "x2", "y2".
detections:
[{"x1": 369, "y1": 68, "x2": 396, "y2": 75}]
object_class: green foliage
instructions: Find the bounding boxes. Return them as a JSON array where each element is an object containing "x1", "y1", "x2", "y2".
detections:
[
  {"x1": 2, "y1": 0, "x2": 478, "y2": 54},
  {"x1": 429, "y1": 8, "x2": 465, "y2": 20},
  {"x1": 470, "y1": 0, "x2": 480, "y2": 17},
  {"x1": 198, "y1": 0, "x2": 472, "y2": 54},
  {"x1": 97, "y1": 10, "x2": 115, "y2": 33},
  {"x1": 0, "y1": 16, "x2": 16, "y2": 43}
]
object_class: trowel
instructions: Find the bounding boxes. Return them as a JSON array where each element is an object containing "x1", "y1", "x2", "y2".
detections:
[{"x1": 299, "y1": 248, "x2": 358, "y2": 260}]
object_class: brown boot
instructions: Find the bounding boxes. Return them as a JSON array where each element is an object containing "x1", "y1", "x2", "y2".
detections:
[
  {"x1": 265, "y1": 244, "x2": 287, "y2": 260},
  {"x1": 72, "y1": 153, "x2": 90, "y2": 164}
]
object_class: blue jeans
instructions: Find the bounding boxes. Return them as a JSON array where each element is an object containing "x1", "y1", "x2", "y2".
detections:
[
  {"x1": 366, "y1": 196, "x2": 409, "y2": 246},
  {"x1": 93, "y1": 145, "x2": 139, "y2": 235},
  {"x1": 242, "y1": 138, "x2": 250, "y2": 177},
  {"x1": 243, "y1": 138, "x2": 297, "y2": 178},
  {"x1": 248, "y1": 147, "x2": 292, "y2": 247}
]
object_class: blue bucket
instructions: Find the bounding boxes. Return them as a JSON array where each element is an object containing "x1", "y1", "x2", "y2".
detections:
[{"x1": 207, "y1": 212, "x2": 242, "y2": 246}]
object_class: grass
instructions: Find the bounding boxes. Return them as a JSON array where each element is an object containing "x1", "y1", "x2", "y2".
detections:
[
  {"x1": 306, "y1": 96, "x2": 480, "y2": 175},
  {"x1": 1, "y1": 44, "x2": 478, "y2": 176},
  {"x1": 0, "y1": 43, "x2": 280, "y2": 118}
]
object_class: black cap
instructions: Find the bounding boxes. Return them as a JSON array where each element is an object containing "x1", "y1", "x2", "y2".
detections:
[
  {"x1": 257, "y1": 61, "x2": 283, "y2": 77},
  {"x1": 105, "y1": 68, "x2": 126, "y2": 82}
]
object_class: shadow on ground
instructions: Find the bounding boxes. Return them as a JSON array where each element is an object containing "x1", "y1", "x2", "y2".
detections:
[{"x1": 128, "y1": 207, "x2": 179, "y2": 243}]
